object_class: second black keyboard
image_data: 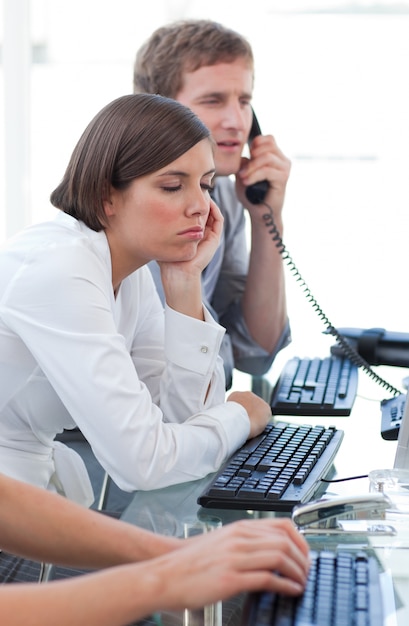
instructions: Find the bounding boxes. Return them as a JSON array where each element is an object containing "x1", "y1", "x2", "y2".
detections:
[
  {"x1": 241, "y1": 550, "x2": 384, "y2": 626},
  {"x1": 270, "y1": 355, "x2": 359, "y2": 417},
  {"x1": 198, "y1": 421, "x2": 344, "y2": 512}
]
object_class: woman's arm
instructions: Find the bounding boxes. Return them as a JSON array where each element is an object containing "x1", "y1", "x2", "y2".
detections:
[
  {"x1": 0, "y1": 473, "x2": 179, "y2": 568},
  {"x1": 0, "y1": 475, "x2": 310, "y2": 626}
]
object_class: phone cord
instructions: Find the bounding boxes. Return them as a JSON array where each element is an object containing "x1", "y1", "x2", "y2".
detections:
[{"x1": 261, "y1": 201, "x2": 402, "y2": 397}]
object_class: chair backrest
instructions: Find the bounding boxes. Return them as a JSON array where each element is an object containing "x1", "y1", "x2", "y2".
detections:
[{"x1": 0, "y1": 551, "x2": 43, "y2": 583}]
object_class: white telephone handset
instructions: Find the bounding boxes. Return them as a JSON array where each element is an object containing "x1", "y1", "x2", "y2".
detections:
[{"x1": 292, "y1": 492, "x2": 395, "y2": 535}]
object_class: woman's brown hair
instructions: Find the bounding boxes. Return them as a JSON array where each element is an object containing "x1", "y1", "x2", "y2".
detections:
[{"x1": 50, "y1": 93, "x2": 210, "y2": 231}]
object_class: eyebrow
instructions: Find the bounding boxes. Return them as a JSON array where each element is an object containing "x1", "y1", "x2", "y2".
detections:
[
  {"x1": 196, "y1": 90, "x2": 253, "y2": 100},
  {"x1": 158, "y1": 168, "x2": 216, "y2": 178}
]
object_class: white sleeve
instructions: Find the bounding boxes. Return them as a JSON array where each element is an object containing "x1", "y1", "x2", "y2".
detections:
[{"x1": 3, "y1": 242, "x2": 250, "y2": 491}]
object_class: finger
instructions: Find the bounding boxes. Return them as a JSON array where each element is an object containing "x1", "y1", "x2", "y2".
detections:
[
  {"x1": 234, "y1": 540, "x2": 309, "y2": 587},
  {"x1": 265, "y1": 518, "x2": 310, "y2": 558},
  {"x1": 244, "y1": 154, "x2": 290, "y2": 184},
  {"x1": 250, "y1": 133, "x2": 287, "y2": 161},
  {"x1": 221, "y1": 518, "x2": 307, "y2": 555},
  {"x1": 256, "y1": 522, "x2": 310, "y2": 576},
  {"x1": 181, "y1": 518, "x2": 309, "y2": 575},
  {"x1": 209, "y1": 199, "x2": 224, "y2": 223},
  {"x1": 243, "y1": 570, "x2": 306, "y2": 597},
  {"x1": 214, "y1": 520, "x2": 310, "y2": 581},
  {"x1": 206, "y1": 200, "x2": 224, "y2": 238}
]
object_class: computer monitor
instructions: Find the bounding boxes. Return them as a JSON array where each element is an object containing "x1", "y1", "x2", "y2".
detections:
[{"x1": 394, "y1": 392, "x2": 409, "y2": 470}]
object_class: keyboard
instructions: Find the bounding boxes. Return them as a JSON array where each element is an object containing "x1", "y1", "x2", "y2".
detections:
[
  {"x1": 270, "y1": 355, "x2": 359, "y2": 417},
  {"x1": 241, "y1": 550, "x2": 384, "y2": 626},
  {"x1": 197, "y1": 421, "x2": 344, "y2": 512}
]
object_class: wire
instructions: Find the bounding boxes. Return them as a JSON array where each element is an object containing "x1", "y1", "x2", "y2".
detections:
[
  {"x1": 321, "y1": 474, "x2": 368, "y2": 483},
  {"x1": 261, "y1": 200, "x2": 402, "y2": 398}
]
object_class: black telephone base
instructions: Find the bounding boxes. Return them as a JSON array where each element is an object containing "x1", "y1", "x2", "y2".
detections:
[
  {"x1": 329, "y1": 327, "x2": 409, "y2": 368},
  {"x1": 380, "y1": 393, "x2": 407, "y2": 441}
]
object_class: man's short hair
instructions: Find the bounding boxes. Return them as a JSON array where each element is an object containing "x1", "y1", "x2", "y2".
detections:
[{"x1": 133, "y1": 19, "x2": 254, "y2": 99}]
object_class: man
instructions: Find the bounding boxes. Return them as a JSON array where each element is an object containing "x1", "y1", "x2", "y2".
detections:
[{"x1": 133, "y1": 19, "x2": 291, "y2": 389}]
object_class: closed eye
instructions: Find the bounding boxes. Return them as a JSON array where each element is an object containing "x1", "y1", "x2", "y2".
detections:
[{"x1": 161, "y1": 186, "x2": 182, "y2": 193}]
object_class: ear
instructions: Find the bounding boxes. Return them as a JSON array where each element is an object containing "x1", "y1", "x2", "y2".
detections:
[
  {"x1": 103, "y1": 199, "x2": 115, "y2": 219},
  {"x1": 103, "y1": 184, "x2": 117, "y2": 219}
]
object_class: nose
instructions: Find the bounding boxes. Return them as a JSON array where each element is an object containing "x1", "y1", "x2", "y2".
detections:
[
  {"x1": 220, "y1": 101, "x2": 246, "y2": 131},
  {"x1": 186, "y1": 187, "x2": 211, "y2": 218}
]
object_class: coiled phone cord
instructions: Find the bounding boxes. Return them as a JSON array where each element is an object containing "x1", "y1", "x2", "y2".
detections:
[{"x1": 261, "y1": 201, "x2": 402, "y2": 397}]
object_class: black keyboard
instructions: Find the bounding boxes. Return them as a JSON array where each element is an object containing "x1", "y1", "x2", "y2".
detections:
[
  {"x1": 270, "y1": 355, "x2": 359, "y2": 417},
  {"x1": 241, "y1": 550, "x2": 384, "y2": 626},
  {"x1": 198, "y1": 421, "x2": 344, "y2": 512}
]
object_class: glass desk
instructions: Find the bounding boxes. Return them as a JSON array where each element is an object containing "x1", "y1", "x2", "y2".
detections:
[{"x1": 121, "y1": 356, "x2": 409, "y2": 625}]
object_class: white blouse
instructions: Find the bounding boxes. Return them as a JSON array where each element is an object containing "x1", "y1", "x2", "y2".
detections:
[{"x1": 0, "y1": 213, "x2": 250, "y2": 505}]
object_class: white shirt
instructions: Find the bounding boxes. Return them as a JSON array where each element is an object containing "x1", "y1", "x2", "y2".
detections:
[{"x1": 0, "y1": 213, "x2": 250, "y2": 505}]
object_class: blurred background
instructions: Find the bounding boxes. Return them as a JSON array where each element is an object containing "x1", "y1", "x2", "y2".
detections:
[{"x1": 1, "y1": 0, "x2": 409, "y2": 384}]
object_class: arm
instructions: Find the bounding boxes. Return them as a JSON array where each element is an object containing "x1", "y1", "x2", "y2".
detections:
[
  {"x1": 210, "y1": 178, "x2": 290, "y2": 376},
  {"x1": 0, "y1": 474, "x2": 310, "y2": 626},
  {"x1": 2, "y1": 225, "x2": 250, "y2": 493},
  {"x1": 235, "y1": 133, "x2": 290, "y2": 355},
  {"x1": 0, "y1": 473, "x2": 179, "y2": 568}
]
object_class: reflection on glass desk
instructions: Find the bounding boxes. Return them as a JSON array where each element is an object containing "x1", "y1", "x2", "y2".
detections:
[{"x1": 121, "y1": 362, "x2": 409, "y2": 625}]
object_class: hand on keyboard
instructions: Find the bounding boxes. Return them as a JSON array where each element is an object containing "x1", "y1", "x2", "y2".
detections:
[
  {"x1": 227, "y1": 390, "x2": 271, "y2": 438},
  {"x1": 241, "y1": 549, "x2": 384, "y2": 626},
  {"x1": 172, "y1": 518, "x2": 309, "y2": 607}
]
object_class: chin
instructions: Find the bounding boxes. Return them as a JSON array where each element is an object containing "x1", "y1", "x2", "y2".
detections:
[
  {"x1": 175, "y1": 247, "x2": 200, "y2": 263},
  {"x1": 215, "y1": 160, "x2": 241, "y2": 178},
  {"x1": 214, "y1": 152, "x2": 242, "y2": 178}
]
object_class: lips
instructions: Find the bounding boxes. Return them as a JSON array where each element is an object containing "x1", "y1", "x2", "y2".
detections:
[
  {"x1": 178, "y1": 226, "x2": 204, "y2": 237},
  {"x1": 217, "y1": 140, "x2": 241, "y2": 148}
]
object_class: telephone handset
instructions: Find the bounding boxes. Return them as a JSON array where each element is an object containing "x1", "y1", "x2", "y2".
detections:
[
  {"x1": 291, "y1": 492, "x2": 395, "y2": 535},
  {"x1": 248, "y1": 109, "x2": 402, "y2": 397},
  {"x1": 245, "y1": 110, "x2": 269, "y2": 205}
]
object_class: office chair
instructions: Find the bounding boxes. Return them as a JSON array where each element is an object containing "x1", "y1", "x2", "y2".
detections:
[
  {"x1": 0, "y1": 552, "x2": 43, "y2": 584},
  {"x1": 56, "y1": 427, "x2": 131, "y2": 514}
]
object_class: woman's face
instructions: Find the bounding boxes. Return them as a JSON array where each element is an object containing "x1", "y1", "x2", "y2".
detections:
[{"x1": 104, "y1": 138, "x2": 215, "y2": 273}]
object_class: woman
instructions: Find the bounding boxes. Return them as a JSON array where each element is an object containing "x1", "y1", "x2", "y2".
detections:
[
  {"x1": 0, "y1": 94, "x2": 271, "y2": 505},
  {"x1": 0, "y1": 472, "x2": 309, "y2": 626}
]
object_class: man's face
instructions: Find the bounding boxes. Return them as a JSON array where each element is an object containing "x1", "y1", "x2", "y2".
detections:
[{"x1": 176, "y1": 58, "x2": 254, "y2": 177}]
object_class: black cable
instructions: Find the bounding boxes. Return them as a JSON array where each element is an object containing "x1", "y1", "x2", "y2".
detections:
[
  {"x1": 261, "y1": 200, "x2": 402, "y2": 398},
  {"x1": 321, "y1": 474, "x2": 368, "y2": 483}
]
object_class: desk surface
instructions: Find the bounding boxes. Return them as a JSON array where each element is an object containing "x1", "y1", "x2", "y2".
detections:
[{"x1": 121, "y1": 344, "x2": 409, "y2": 625}]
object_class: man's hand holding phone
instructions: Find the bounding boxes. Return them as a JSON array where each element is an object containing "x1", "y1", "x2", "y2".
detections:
[{"x1": 237, "y1": 133, "x2": 291, "y2": 216}]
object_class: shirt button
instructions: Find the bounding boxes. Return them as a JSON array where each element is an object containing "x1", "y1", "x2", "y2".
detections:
[{"x1": 200, "y1": 345, "x2": 208, "y2": 354}]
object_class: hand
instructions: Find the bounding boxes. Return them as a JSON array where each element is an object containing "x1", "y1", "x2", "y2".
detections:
[
  {"x1": 158, "y1": 200, "x2": 223, "y2": 319},
  {"x1": 159, "y1": 199, "x2": 223, "y2": 282},
  {"x1": 226, "y1": 391, "x2": 271, "y2": 439},
  {"x1": 149, "y1": 518, "x2": 310, "y2": 611},
  {"x1": 236, "y1": 134, "x2": 291, "y2": 217},
  {"x1": 195, "y1": 199, "x2": 224, "y2": 272}
]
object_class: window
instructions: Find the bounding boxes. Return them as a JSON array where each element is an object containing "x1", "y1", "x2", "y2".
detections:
[{"x1": 2, "y1": 0, "x2": 408, "y2": 358}]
